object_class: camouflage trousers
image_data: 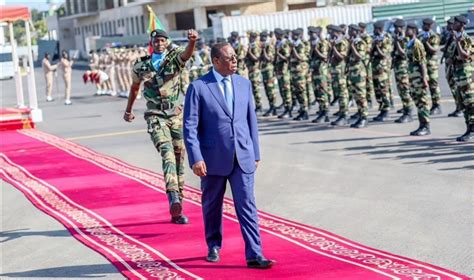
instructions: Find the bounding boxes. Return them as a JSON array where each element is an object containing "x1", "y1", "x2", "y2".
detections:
[
  {"x1": 454, "y1": 63, "x2": 474, "y2": 125},
  {"x1": 248, "y1": 69, "x2": 263, "y2": 109},
  {"x1": 261, "y1": 68, "x2": 277, "y2": 107},
  {"x1": 312, "y1": 63, "x2": 331, "y2": 112},
  {"x1": 306, "y1": 70, "x2": 314, "y2": 106},
  {"x1": 276, "y1": 70, "x2": 292, "y2": 107},
  {"x1": 290, "y1": 69, "x2": 308, "y2": 111},
  {"x1": 146, "y1": 114, "x2": 185, "y2": 198},
  {"x1": 393, "y1": 60, "x2": 413, "y2": 112},
  {"x1": 331, "y1": 65, "x2": 349, "y2": 116},
  {"x1": 445, "y1": 64, "x2": 462, "y2": 111},
  {"x1": 427, "y1": 57, "x2": 441, "y2": 105},
  {"x1": 365, "y1": 62, "x2": 375, "y2": 103},
  {"x1": 372, "y1": 59, "x2": 391, "y2": 111},
  {"x1": 409, "y1": 65, "x2": 430, "y2": 124},
  {"x1": 348, "y1": 62, "x2": 368, "y2": 118}
]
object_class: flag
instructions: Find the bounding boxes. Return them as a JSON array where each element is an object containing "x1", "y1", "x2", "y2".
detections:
[{"x1": 147, "y1": 5, "x2": 164, "y2": 33}]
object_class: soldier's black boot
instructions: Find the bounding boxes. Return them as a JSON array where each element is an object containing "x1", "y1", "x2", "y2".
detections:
[
  {"x1": 278, "y1": 106, "x2": 292, "y2": 119},
  {"x1": 350, "y1": 117, "x2": 368, "y2": 128},
  {"x1": 396, "y1": 108, "x2": 404, "y2": 114},
  {"x1": 330, "y1": 97, "x2": 338, "y2": 107},
  {"x1": 331, "y1": 115, "x2": 348, "y2": 126},
  {"x1": 293, "y1": 110, "x2": 309, "y2": 121},
  {"x1": 312, "y1": 110, "x2": 330, "y2": 123},
  {"x1": 456, "y1": 124, "x2": 473, "y2": 142},
  {"x1": 263, "y1": 106, "x2": 277, "y2": 117},
  {"x1": 255, "y1": 106, "x2": 263, "y2": 114},
  {"x1": 276, "y1": 103, "x2": 284, "y2": 110},
  {"x1": 168, "y1": 191, "x2": 188, "y2": 224},
  {"x1": 448, "y1": 109, "x2": 463, "y2": 117},
  {"x1": 395, "y1": 108, "x2": 413, "y2": 123},
  {"x1": 350, "y1": 112, "x2": 360, "y2": 120},
  {"x1": 410, "y1": 123, "x2": 431, "y2": 136},
  {"x1": 332, "y1": 111, "x2": 341, "y2": 117},
  {"x1": 429, "y1": 104, "x2": 442, "y2": 115},
  {"x1": 373, "y1": 110, "x2": 389, "y2": 122}
]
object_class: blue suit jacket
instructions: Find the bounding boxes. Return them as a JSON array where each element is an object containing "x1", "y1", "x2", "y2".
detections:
[{"x1": 183, "y1": 70, "x2": 260, "y2": 176}]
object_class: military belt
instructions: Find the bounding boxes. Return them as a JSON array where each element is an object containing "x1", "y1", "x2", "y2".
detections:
[{"x1": 147, "y1": 101, "x2": 175, "y2": 111}]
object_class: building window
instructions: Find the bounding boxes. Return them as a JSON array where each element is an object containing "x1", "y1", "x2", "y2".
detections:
[
  {"x1": 175, "y1": 10, "x2": 195, "y2": 30},
  {"x1": 135, "y1": 16, "x2": 140, "y2": 34},
  {"x1": 101, "y1": 23, "x2": 104, "y2": 35},
  {"x1": 141, "y1": 15, "x2": 145, "y2": 34},
  {"x1": 73, "y1": 0, "x2": 79, "y2": 15},
  {"x1": 113, "y1": 20, "x2": 117, "y2": 34},
  {"x1": 126, "y1": 18, "x2": 130, "y2": 35},
  {"x1": 108, "y1": 21, "x2": 112, "y2": 35},
  {"x1": 130, "y1": 17, "x2": 135, "y2": 35},
  {"x1": 105, "y1": 0, "x2": 114, "y2": 10}
]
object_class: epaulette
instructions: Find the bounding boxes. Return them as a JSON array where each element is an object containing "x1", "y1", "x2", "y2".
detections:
[{"x1": 139, "y1": 55, "x2": 151, "y2": 62}]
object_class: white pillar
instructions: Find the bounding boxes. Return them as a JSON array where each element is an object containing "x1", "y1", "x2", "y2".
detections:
[
  {"x1": 193, "y1": 7, "x2": 208, "y2": 30},
  {"x1": 8, "y1": 22, "x2": 25, "y2": 109},
  {"x1": 25, "y1": 20, "x2": 42, "y2": 122}
]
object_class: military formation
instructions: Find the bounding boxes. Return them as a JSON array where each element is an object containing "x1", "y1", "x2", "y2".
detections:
[{"x1": 176, "y1": 16, "x2": 472, "y2": 142}]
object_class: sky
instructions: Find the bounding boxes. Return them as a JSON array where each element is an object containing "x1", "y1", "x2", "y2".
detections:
[{"x1": 4, "y1": 0, "x2": 64, "y2": 12}]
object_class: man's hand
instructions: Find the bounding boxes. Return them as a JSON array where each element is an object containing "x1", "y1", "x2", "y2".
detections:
[
  {"x1": 123, "y1": 111, "x2": 135, "y2": 122},
  {"x1": 255, "y1": 160, "x2": 260, "y2": 169},
  {"x1": 192, "y1": 161, "x2": 207, "y2": 177},
  {"x1": 188, "y1": 29, "x2": 199, "y2": 43}
]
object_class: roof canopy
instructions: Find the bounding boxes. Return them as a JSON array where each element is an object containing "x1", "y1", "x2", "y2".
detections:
[{"x1": 0, "y1": 6, "x2": 30, "y2": 22}]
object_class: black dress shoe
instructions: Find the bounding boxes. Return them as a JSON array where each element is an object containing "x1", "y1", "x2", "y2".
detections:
[
  {"x1": 247, "y1": 257, "x2": 274, "y2": 269},
  {"x1": 429, "y1": 104, "x2": 442, "y2": 115},
  {"x1": 167, "y1": 191, "x2": 182, "y2": 218},
  {"x1": 171, "y1": 215, "x2": 189, "y2": 224},
  {"x1": 448, "y1": 110, "x2": 463, "y2": 118},
  {"x1": 206, "y1": 247, "x2": 220, "y2": 262}
]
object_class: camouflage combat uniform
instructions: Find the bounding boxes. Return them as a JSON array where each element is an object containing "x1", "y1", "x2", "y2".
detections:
[
  {"x1": 260, "y1": 41, "x2": 277, "y2": 109},
  {"x1": 419, "y1": 30, "x2": 441, "y2": 107},
  {"x1": 347, "y1": 37, "x2": 368, "y2": 118},
  {"x1": 275, "y1": 38, "x2": 292, "y2": 108},
  {"x1": 451, "y1": 32, "x2": 474, "y2": 128},
  {"x1": 361, "y1": 32, "x2": 375, "y2": 104},
  {"x1": 310, "y1": 37, "x2": 331, "y2": 113},
  {"x1": 232, "y1": 41, "x2": 248, "y2": 78},
  {"x1": 131, "y1": 47, "x2": 186, "y2": 198},
  {"x1": 330, "y1": 37, "x2": 350, "y2": 116},
  {"x1": 304, "y1": 40, "x2": 315, "y2": 106},
  {"x1": 246, "y1": 40, "x2": 263, "y2": 109},
  {"x1": 407, "y1": 38, "x2": 430, "y2": 125},
  {"x1": 289, "y1": 40, "x2": 309, "y2": 113},
  {"x1": 443, "y1": 36, "x2": 462, "y2": 113},
  {"x1": 371, "y1": 34, "x2": 392, "y2": 113},
  {"x1": 393, "y1": 34, "x2": 414, "y2": 114}
]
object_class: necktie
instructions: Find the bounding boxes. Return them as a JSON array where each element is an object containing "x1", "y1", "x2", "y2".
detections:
[{"x1": 222, "y1": 77, "x2": 233, "y2": 115}]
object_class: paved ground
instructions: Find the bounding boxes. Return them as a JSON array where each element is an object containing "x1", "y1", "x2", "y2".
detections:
[{"x1": 1, "y1": 68, "x2": 473, "y2": 278}]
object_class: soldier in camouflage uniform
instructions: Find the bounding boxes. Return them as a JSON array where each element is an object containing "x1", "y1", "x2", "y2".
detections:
[
  {"x1": 420, "y1": 18, "x2": 442, "y2": 115},
  {"x1": 309, "y1": 26, "x2": 332, "y2": 123},
  {"x1": 123, "y1": 29, "x2": 199, "y2": 224},
  {"x1": 347, "y1": 24, "x2": 368, "y2": 128},
  {"x1": 189, "y1": 41, "x2": 211, "y2": 82},
  {"x1": 371, "y1": 21, "x2": 393, "y2": 122},
  {"x1": 246, "y1": 31, "x2": 263, "y2": 112},
  {"x1": 406, "y1": 23, "x2": 431, "y2": 136},
  {"x1": 450, "y1": 16, "x2": 473, "y2": 142},
  {"x1": 260, "y1": 31, "x2": 278, "y2": 116},
  {"x1": 441, "y1": 18, "x2": 463, "y2": 118},
  {"x1": 275, "y1": 28, "x2": 293, "y2": 119},
  {"x1": 359, "y1": 22, "x2": 375, "y2": 108},
  {"x1": 304, "y1": 29, "x2": 315, "y2": 108},
  {"x1": 329, "y1": 25, "x2": 350, "y2": 126},
  {"x1": 392, "y1": 19, "x2": 414, "y2": 123},
  {"x1": 230, "y1": 31, "x2": 248, "y2": 79},
  {"x1": 289, "y1": 28, "x2": 310, "y2": 120}
]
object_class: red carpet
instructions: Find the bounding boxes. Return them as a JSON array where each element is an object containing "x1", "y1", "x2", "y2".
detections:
[
  {"x1": 0, "y1": 108, "x2": 35, "y2": 131},
  {"x1": 0, "y1": 129, "x2": 469, "y2": 280}
]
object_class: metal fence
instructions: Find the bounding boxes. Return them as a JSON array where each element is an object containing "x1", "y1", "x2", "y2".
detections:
[{"x1": 372, "y1": 0, "x2": 474, "y2": 26}]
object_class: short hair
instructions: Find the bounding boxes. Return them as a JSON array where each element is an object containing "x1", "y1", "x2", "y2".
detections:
[
  {"x1": 211, "y1": 42, "x2": 230, "y2": 60},
  {"x1": 44, "y1": 52, "x2": 50, "y2": 58}
]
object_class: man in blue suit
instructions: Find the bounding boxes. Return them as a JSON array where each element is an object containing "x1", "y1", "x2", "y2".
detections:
[{"x1": 183, "y1": 42, "x2": 274, "y2": 269}]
